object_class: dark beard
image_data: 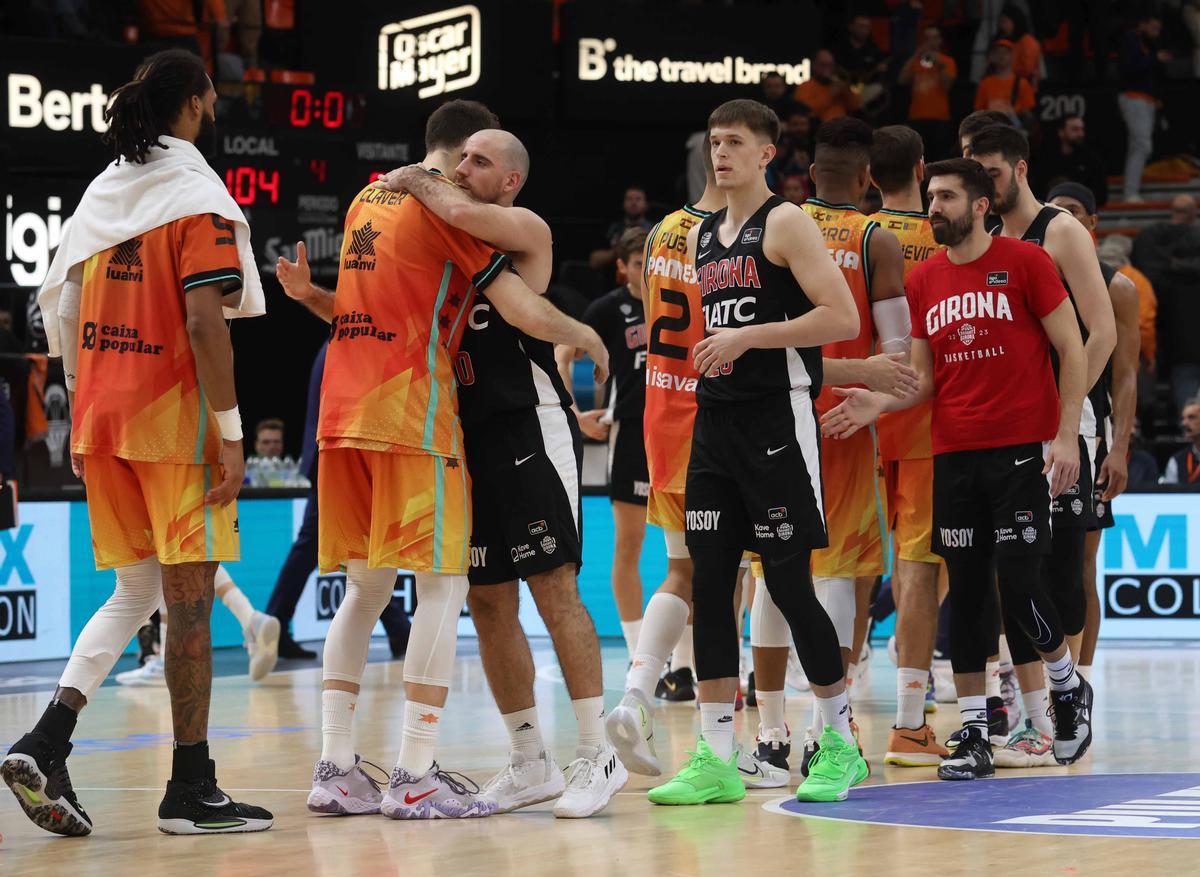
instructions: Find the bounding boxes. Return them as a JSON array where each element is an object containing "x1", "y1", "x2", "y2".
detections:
[
  {"x1": 931, "y1": 211, "x2": 973, "y2": 246},
  {"x1": 992, "y1": 175, "x2": 1020, "y2": 215},
  {"x1": 196, "y1": 113, "x2": 217, "y2": 158}
]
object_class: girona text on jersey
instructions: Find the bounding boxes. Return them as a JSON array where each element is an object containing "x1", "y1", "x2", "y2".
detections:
[
  {"x1": 698, "y1": 255, "x2": 761, "y2": 328},
  {"x1": 924, "y1": 289, "x2": 1014, "y2": 335}
]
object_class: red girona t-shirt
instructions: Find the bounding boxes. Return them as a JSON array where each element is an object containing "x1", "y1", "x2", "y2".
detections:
[{"x1": 907, "y1": 235, "x2": 1067, "y2": 455}]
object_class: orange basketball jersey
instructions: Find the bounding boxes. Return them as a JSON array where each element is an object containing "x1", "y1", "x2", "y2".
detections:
[
  {"x1": 801, "y1": 199, "x2": 877, "y2": 416},
  {"x1": 642, "y1": 204, "x2": 711, "y2": 494},
  {"x1": 72, "y1": 214, "x2": 244, "y2": 465},
  {"x1": 870, "y1": 208, "x2": 942, "y2": 461},
  {"x1": 318, "y1": 175, "x2": 509, "y2": 458}
]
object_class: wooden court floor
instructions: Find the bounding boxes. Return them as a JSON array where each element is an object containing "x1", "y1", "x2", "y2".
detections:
[{"x1": 1, "y1": 639, "x2": 1198, "y2": 877}]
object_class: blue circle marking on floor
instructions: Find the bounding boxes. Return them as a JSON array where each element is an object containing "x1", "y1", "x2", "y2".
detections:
[{"x1": 766, "y1": 774, "x2": 1200, "y2": 838}]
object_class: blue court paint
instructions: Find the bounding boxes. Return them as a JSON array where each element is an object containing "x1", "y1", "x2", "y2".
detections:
[{"x1": 768, "y1": 774, "x2": 1200, "y2": 838}]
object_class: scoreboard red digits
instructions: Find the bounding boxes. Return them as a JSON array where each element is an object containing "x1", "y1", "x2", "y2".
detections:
[
  {"x1": 224, "y1": 166, "x2": 281, "y2": 206},
  {"x1": 283, "y1": 87, "x2": 358, "y2": 130}
]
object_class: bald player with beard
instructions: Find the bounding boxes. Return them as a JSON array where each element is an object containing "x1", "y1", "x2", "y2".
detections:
[{"x1": 375, "y1": 129, "x2": 628, "y2": 819}]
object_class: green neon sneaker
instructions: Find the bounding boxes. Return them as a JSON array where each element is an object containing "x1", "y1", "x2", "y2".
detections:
[
  {"x1": 647, "y1": 738, "x2": 745, "y2": 806},
  {"x1": 795, "y1": 727, "x2": 868, "y2": 803}
]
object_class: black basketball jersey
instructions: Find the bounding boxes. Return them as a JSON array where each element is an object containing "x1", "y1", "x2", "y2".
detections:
[
  {"x1": 456, "y1": 288, "x2": 572, "y2": 427},
  {"x1": 582, "y1": 285, "x2": 646, "y2": 422},
  {"x1": 693, "y1": 195, "x2": 823, "y2": 408},
  {"x1": 1000, "y1": 204, "x2": 1112, "y2": 429}
]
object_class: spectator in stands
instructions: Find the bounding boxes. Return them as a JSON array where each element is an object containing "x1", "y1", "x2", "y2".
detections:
[
  {"x1": 255, "y1": 418, "x2": 285, "y2": 459},
  {"x1": 589, "y1": 186, "x2": 652, "y2": 271},
  {"x1": 1127, "y1": 418, "x2": 1162, "y2": 487},
  {"x1": 760, "y1": 72, "x2": 800, "y2": 122},
  {"x1": 223, "y1": 0, "x2": 261, "y2": 70},
  {"x1": 997, "y1": 4, "x2": 1042, "y2": 91},
  {"x1": 794, "y1": 49, "x2": 861, "y2": 121},
  {"x1": 1033, "y1": 115, "x2": 1108, "y2": 206},
  {"x1": 138, "y1": 0, "x2": 229, "y2": 60},
  {"x1": 768, "y1": 108, "x2": 815, "y2": 190},
  {"x1": 1118, "y1": 13, "x2": 1170, "y2": 203},
  {"x1": 782, "y1": 175, "x2": 810, "y2": 206},
  {"x1": 1162, "y1": 399, "x2": 1200, "y2": 485},
  {"x1": 1132, "y1": 194, "x2": 1200, "y2": 416},
  {"x1": 958, "y1": 109, "x2": 1015, "y2": 154},
  {"x1": 1097, "y1": 235, "x2": 1157, "y2": 373},
  {"x1": 836, "y1": 14, "x2": 889, "y2": 108},
  {"x1": 974, "y1": 39, "x2": 1036, "y2": 122},
  {"x1": 898, "y1": 23, "x2": 958, "y2": 162}
]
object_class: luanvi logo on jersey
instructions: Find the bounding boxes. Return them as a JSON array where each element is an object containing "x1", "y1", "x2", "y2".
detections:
[
  {"x1": 343, "y1": 220, "x2": 381, "y2": 271},
  {"x1": 378, "y1": 5, "x2": 481, "y2": 99},
  {"x1": 106, "y1": 239, "x2": 143, "y2": 282},
  {"x1": 987, "y1": 271, "x2": 1009, "y2": 286},
  {"x1": 686, "y1": 510, "x2": 722, "y2": 531}
]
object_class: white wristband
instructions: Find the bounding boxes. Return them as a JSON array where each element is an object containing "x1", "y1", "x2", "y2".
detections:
[{"x1": 214, "y1": 407, "x2": 243, "y2": 442}]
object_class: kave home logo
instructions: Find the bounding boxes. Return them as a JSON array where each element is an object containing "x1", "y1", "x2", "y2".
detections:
[{"x1": 378, "y1": 5, "x2": 481, "y2": 99}]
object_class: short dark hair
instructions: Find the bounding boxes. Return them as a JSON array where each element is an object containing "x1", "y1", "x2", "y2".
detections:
[
  {"x1": 708, "y1": 99, "x2": 781, "y2": 145},
  {"x1": 617, "y1": 227, "x2": 648, "y2": 263},
  {"x1": 1058, "y1": 113, "x2": 1084, "y2": 130},
  {"x1": 813, "y1": 116, "x2": 874, "y2": 175},
  {"x1": 762, "y1": 71, "x2": 784, "y2": 82},
  {"x1": 256, "y1": 418, "x2": 284, "y2": 436},
  {"x1": 870, "y1": 125, "x2": 924, "y2": 194},
  {"x1": 958, "y1": 109, "x2": 1012, "y2": 144},
  {"x1": 967, "y1": 124, "x2": 1030, "y2": 165},
  {"x1": 925, "y1": 157, "x2": 996, "y2": 207},
  {"x1": 425, "y1": 99, "x2": 499, "y2": 153}
]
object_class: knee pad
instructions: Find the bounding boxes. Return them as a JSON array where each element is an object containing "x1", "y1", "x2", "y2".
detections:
[
  {"x1": 750, "y1": 577, "x2": 791, "y2": 648},
  {"x1": 663, "y1": 529, "x2": 689, "y2": 560},
  {"x1": 323, "y1": 562, "x2": 398, "y2": 684},
  {"x1": 403, "y1": 573, "x2": 469, "y2": 688},
  {"x1": 813, "y1": 576, "x2": 855, "y2": 649},
  {"x1": 59, "y1": 557, "x2": 163, "y2": 699}
]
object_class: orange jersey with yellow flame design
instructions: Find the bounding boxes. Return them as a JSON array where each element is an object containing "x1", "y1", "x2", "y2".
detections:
[
  {"x1": 317, "y1": 177, "x2": 509, "y2": 457},
  {"x1": 72, "y1": 214, "x2": 244, "y2": 465},
  {"x1": 642, "y1": 204, "x2": 711, "y2": 494},
  {"x1": 870, "y1": 208, "x2": 942, "y2": 461},
  {"x1": 801, "y1": 199, "x2": 878, "y2": 417}
]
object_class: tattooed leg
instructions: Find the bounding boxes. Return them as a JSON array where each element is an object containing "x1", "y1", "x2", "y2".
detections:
[{"x1": 161, "y1": 561, "x2": 217, "y2": 743}]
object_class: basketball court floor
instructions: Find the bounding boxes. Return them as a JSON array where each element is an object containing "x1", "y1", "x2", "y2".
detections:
[{"x1": 1, "y1": 637, "x2": 1196, "y2": 876}]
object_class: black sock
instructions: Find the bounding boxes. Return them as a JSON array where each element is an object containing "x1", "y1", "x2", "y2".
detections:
[
  {"x1": 171, "y1": 740, "x2": 210, "y2": 782},
  {"x1": 33, "y1": 699, "x2": 79, "y2": 745}
]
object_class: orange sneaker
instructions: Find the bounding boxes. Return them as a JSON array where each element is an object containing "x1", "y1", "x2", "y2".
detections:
[{"x1": 884, "y1": 724, "x2": 948, "y2": 767}]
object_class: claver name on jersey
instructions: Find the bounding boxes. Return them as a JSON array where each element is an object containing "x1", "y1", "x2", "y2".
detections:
[
  {"x1": 925, "y1": 290, "x2": 1013, "y2": 336},
  {"x1": 647, "y1": 365, "x2": 698, "y2": 393}
]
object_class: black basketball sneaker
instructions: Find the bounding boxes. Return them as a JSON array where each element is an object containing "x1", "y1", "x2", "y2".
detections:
[
  {"x1": 987, "y1": 695, "x2": 1010, "y2": 747},
  {"x1": 745, "y1": 670, "x2": 757, "y2": 708},
  {"x1": 1, "y1": 731, "x2": 92, "y2": 836},
  {"x1": 655, "y1": 667, "x2": 696, "y2": 702},
  {"x1": 937, "y1": 726, "x2": 994, "y2": 781},
  {"x1": 136, "y1": 622, "x2": 159, "y2": 666},
  {"x1": 158, "y1": 759, "x2": 274, "y2": 835},
  {"x1": 754, "y1": 725, "x2": 791, "y2": 771},
  {"x1": 1050, "y1": 675, "x2": 1094, "y2": 765}
]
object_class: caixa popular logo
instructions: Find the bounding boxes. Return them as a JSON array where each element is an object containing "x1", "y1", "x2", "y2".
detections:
[
  {"x1": 377, "y1": 5, "x2": 482, "y2": 99},
  {"x1": 0, "y1": 525, "x2": 38, "y2": 641},
  {"x1": 1102, "y1": 513, "x2": 1198, "y2": 619}
]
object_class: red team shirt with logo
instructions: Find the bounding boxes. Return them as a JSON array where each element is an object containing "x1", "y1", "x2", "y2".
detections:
[{"x1": 907, "y1": 236, "x2": 1066, "y2": 455}]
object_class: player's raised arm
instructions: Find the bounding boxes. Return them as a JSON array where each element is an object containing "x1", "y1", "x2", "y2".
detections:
[{"x1": 277, "y1": 241, "x2": 335, "y2": 323}]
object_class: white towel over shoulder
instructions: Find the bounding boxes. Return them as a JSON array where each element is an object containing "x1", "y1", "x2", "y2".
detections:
[{"x1": 37, "y1": 135, "x2": 265, "y2": 358}]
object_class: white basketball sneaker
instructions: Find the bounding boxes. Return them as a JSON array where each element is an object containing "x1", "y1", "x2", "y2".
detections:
[
  {"x1": 115, "y1": 654, "x2": 165, "y2": 686},
  {"x1": 381, "y1": 763, "x2": 498, "y2": 819},
  {"x1": 245, "y1": 612, "x2": 281, "y2": 682},
  {"x1": 605, "y1": 690, "x2": 661, "y2": 776},
  {"x1": 736, "y1": 738, "x2": 789, "y2": 789},
  {"x1": 552, "y1": 743, "x2": 627, "y2": 819},
  {"x1": 480, "y1": 750, "x2": 565, "y2": 812},
  {"x1": 307, "y1": 756, "x2": 384, "y2": 814}
]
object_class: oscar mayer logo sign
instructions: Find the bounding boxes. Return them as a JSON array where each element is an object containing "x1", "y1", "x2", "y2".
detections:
[{"x1": 377, "y1": 5, "x2": 482, "y2": 99}]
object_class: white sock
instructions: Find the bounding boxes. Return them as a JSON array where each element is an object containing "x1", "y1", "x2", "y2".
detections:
[
  {"x1": 628, "y1": 593, "x2": 689, "y2": 698},
  {"x1": 320, "y1": 689, "x2": 357, "y2": 770},
  {"x1": 700, "y1": 702, "x2": 735, "y2": 760},
  {"x1": 215, "y1": 574, "x2": 256, "y2": 630},
  {"x1": 572, "y1": 696, "x2": 605, "y2": 749},
  {"x1": 815, "y1": 691, "x2": 854, "y2": 746},
  {"x1": 895, "y1": 667, "x2": 928, "y2": 730},
  {"x1": 959, "y1": 695, "x2": 988, "y2": 736},
  {"x1": 757, "y1": 689, "x2": 786, "y2": 734},
  {"x1": 1021, "y1": 688, "x2": 1053, "y2": 737},
  {"x1": 397, "y1": 701, "x2": 442, "y2": 775},
  {"x1": 997, "y1": 635, "x2": 1014, "y2": 674},
  {"x1": 503, "y1": 707, "x2": 544, "y2": 759},
  {"x1": 1044, "y1": 651, "x2": 1080, "y2": 692},
  {"x1": 985, "y1": 660, "x2": 1001, "y2": 699},
  {"x1": 672, "y1": 624, "x2": 695, "y2": 674},
  {"x1": 620, "y1": 619, "x2": 642, "y2": 657}
]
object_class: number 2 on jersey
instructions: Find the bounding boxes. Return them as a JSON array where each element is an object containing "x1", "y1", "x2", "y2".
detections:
[{"x1": 649, "y1": 287, "x2": 690, "y2": 360}]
